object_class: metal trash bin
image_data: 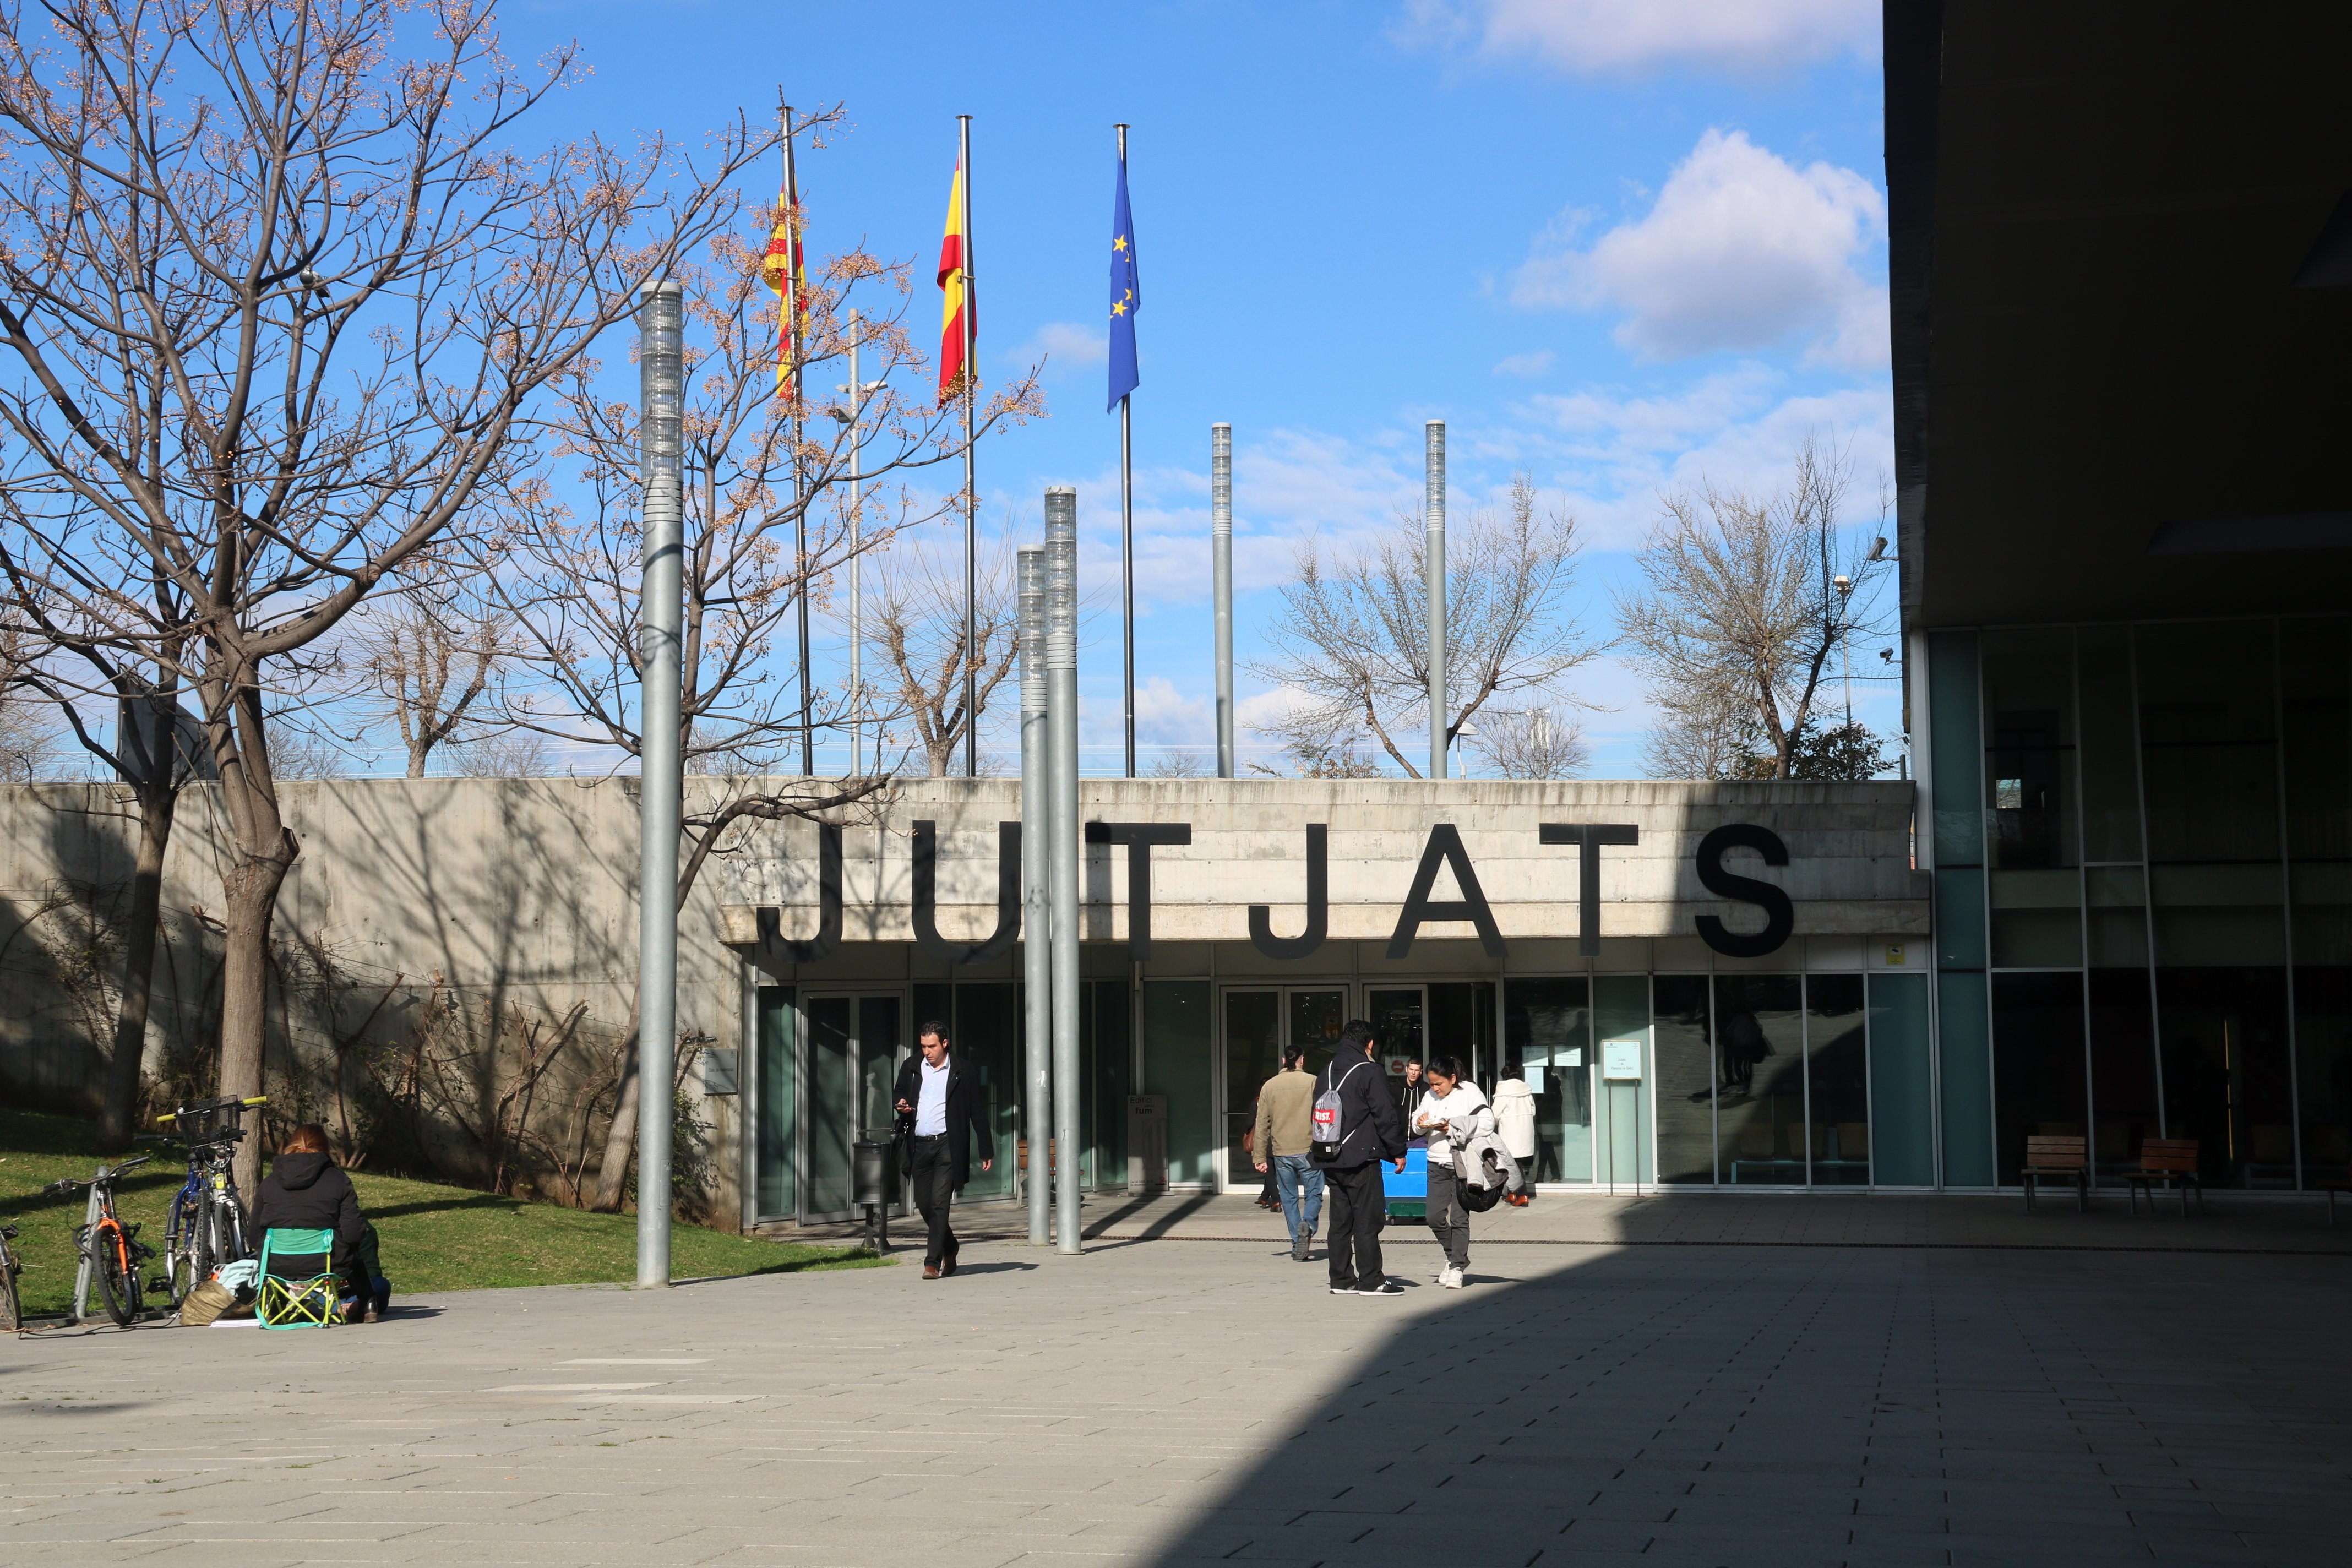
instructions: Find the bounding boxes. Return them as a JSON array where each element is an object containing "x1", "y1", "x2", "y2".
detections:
[{"x1": 853, "y1": 1137, "x2": 892, "y2": 1254}]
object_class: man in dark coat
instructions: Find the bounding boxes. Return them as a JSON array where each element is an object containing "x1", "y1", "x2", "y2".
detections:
[
  {"x1": 1310, "y1": 1020, "x2": 1407, "y2": 1296},
  {"x1": 892, "y1": 1020, "x2": 995, "y2": 1279}
]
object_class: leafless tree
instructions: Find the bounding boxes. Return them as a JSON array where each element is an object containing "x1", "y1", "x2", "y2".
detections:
[
  {"x1": 1145, "y1": 750, "x2": 1205, "y2": 778},
  {"x1": 1250, "y1": 472, "x2": 1600, "y2": 776},
  {"x1": 1614, "y1": 437, "x2": 1890, "y2": 780},
  {"x1": 450, "y1": 728, "x2": 550, "y2": 778},
  {"x1": 1468, "y1": 706, "x2": 1591, "y2": 780},
  {"x1": 0, "y1": 0, "x2": 766, "y2": 1190},
  {"x1": 351, "y1": 556, "x2": 515, "y2": 778},
  {"x1": 867, "y1": 522, "x2": 1020, "y2": 777},
  {"x1": 0, "y1": 620, "x2": 51, "y2": 780},
  {"x1": 489, "y1": 137, "x2": 1042, "y2": 1208}
]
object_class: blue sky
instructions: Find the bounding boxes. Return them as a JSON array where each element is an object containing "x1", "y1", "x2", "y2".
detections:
[{"x1": 500, "y1": 0, "x2": 1897, "y2": 777}]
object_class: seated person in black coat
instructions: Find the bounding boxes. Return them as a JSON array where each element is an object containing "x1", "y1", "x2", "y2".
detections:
[{"x1": 250, "y1": 1123, "x2": 389, "y2": 1322}]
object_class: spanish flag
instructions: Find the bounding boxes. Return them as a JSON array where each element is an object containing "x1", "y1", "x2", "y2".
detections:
[
  {"x1": 760, "y1": 130, "x2": 805, "y2": 401},
  {"x1": 936, "y1": 156, "x2": 971, "y2": 405}
]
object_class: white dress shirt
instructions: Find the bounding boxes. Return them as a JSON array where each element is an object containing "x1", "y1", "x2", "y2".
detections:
[{"x1": 915, "y1": 1058, "x2": 950, "y2": 1136}]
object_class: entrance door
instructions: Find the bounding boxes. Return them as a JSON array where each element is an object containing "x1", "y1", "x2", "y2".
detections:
[
  {"x1": 1366, "y1": 985, "x2": 1426, "y2": 1107},
  {"x1": 803, "y1": 993, "x2": 905, "y2": 1221},
  {"x1": 1221, "y1": 986, "x2": 1348, "y2": 1189}
]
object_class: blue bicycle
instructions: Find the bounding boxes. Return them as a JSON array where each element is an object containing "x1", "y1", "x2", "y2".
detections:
[{"x1": 155, "y1": 1096, "x2": 265, "y2": 1306}]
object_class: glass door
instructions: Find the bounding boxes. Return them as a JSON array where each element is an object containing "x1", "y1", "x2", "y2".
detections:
[
  {"x1": 1366, "y1": 986, "x2": 1426, "y2": 1112},
  {"x1": 1221, "y1": 986, "x2": 1350, "y2": 1190},
  {"x1": 802, "y1": 992, "x2": 906, "y2": 1221}
]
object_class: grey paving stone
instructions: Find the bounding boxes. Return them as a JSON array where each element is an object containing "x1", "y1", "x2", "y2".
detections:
[{"x1": 7, "y1": 1218, "x2": 2351, "y2": 1568}]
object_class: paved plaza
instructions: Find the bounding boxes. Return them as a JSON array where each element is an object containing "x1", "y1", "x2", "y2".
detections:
[{"x1": 8, "y1": 1195, "x2": 2351, "y2": 1567}]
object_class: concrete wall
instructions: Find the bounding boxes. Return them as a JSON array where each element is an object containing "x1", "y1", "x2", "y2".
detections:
[{"x1": 0, "y1": 777, "x2": 745, "y2": 1220}]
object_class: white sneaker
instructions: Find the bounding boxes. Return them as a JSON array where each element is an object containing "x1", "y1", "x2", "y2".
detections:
[{"x1": 1438, "y1": 1266, "x2": 1464, "y2": 1289}]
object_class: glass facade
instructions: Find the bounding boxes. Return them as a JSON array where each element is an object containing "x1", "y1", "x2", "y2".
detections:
[{"x1": 1931, "y1": 616, "x2": 2352, "y2": 1189}]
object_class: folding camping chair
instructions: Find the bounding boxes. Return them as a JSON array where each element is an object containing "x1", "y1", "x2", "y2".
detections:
[{"x1": 255, "y1": 1227, "x2": 341, "y2": 1329}]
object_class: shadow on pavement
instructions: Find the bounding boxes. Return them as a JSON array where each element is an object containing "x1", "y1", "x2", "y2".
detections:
[{"x1": 1133, "y1": 1239, "x2": 2352, "y2": 1568}]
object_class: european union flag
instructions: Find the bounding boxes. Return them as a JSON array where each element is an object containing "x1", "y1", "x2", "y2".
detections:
[{"x1": 1108, "y1": 148, "x2": 1139, "y2": 411}]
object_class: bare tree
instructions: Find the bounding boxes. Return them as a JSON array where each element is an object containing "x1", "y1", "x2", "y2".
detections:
[
  {"x1": 1468, "y1": 706, "x2": 1590, "y2": 780},
  {"x1": 1250, "y1": 472, "x2": 1599, "y2": 776},
  {"x1": 0, "y1": 571, "x2": 201, "y2": 1145},
  {"x1": 492, "y1": 140, "x2": 1041, "y2": 1208},
  {"x1": 0, "y1": 619, "x2": 51, "y2": 780},
  {"x1": 351, "y1": 556, "x2": 514, "y2": 777},
  {"x1": 868, "y1": 522, "x2": 1020, "y2": 777},
  {"x1": 0, "y1": 0, "x2": 765, "y2": 1190},
  {"x1": 1614, "y1": 437, "x2": 1889, "y2": 780}
]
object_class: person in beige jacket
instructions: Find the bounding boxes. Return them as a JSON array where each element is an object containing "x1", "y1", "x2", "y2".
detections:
[{"x1": 1252, "y1": 1044, "x2": 1324, "y2": 1261}]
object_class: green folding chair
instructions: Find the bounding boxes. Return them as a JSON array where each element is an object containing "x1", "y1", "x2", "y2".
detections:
[{"x1": 255, "y1": 1228, "x2": 341, "y2": 1329}]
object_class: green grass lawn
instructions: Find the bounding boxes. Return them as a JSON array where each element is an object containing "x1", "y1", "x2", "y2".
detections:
[{"x1": 0, "y1": 1108, "x2": 879, "y2": 1320}]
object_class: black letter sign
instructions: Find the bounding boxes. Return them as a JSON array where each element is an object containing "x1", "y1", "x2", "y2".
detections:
[
  {"x1": 757, "y1": 822, "x2": 843, "y2": 964},
  {"x1": 1249, "y1": 824, "x2": 1327, "y2": 960},
  {"x1": 1387, "y1": 824, "x2": 1506, "y2": 959},
  {"x1": 912, "y1": 820, "x2": 1021, "y2": 965},
  {"x1": 1539, "y1": 823, "x2": 1640, "y2": 956},
  {"x1": 1084, "y1": 821, "x2": 1194, "y2": 962},
  {"x1": 1693, "y1": 823, "x2": 1794, "y2": 958}
]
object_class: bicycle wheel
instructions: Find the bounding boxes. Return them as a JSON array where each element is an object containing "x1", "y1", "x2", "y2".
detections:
[
  {"x1": 91, "y1": 1222, "x2": 135, "y2": 1327},
  {"x1": 163, "y1": 1195, "x2": 200, "y2": 1305}
]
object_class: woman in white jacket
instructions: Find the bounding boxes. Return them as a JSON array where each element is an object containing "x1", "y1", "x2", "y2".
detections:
[
  {"x1": 1491, "y1": 1058, "x2": 1539, "y2": 1206},
  {"x1": 1412, "y1": 1055, "x2": 1491, "y2": 1289}
]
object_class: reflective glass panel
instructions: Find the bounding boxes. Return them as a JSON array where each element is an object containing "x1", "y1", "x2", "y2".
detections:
[
  {"x1": 1504, "y1": 978, "x2": 1593, "y2": 1184},
  {"x1": 952, "y1": 983, "x2": 1017, "y2": 1202},
  {"x1": 1714, "y1": 974, "x2": 1807, "y2": 1185},
  {"x1": 1224, "y1": 989, "x2": 1281, "y2": 1186},
  {"x1": 754, "y1": 986, "x2": 796, "y2": 1218},
  {"x1": 2282, "y1": 616, "x2": 2352, "y2": 1185},
  {"x1": 805, "y1": 995, "x2": 854, "y2": 1216},
  {"x1": 1991, "y1": 971, "x2": 2086, "y2": 1186},
  {"x1": 1806, "y1": 974, "x2": 1869, "y2": 1185},
  {"x1": 1652, "y1": 976, "x2": 1714, "y2": 1184},
  {"x1": 2158, "y1": 967, "x2": 2295, "y2": 1189},
  {"x1": 2077, "y1": 624, "x2": 2145, "y2": 863}
]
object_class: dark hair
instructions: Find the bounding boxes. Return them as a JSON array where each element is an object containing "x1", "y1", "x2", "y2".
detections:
[
  {"x1": 1425, "y1": 1055, "x2": 1467, "y2": 1084},
  {"x1": 918, "y1": 1020, "x2": 951, "y2": 1046},
  {"x1": 284, "y1": 1123, "x2": 330, "y2": 1155},
  {"x1": 1504, "y1": 1057, "x2": 1526, "y2": 1078},
  {"x1": 1337, "y1": 1019, "x2": 1375, "y2": 1053},
  {"x1": 1281, "y1": 1043, "x2": 1305, "y2": 1069}
]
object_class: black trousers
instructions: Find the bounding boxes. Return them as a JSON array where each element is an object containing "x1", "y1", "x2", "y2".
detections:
[
  {"x1": 1324, "y1": 1161, "x2": 1387, "y2": 1290},
  {"x1": 910, "y1": 1135, "x2": 958, "y2": 1265}
]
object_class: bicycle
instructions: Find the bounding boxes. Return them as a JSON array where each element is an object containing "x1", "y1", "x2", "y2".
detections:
[
  {"x1": 45, "y1": 1155, "x2": 157, "y2": 1327},
  {"x1": 0, "y1": 1218, "x2": 21, "y2": 1332},
  {"x1": 154, "y1": 1095, "x2": 266, "y2": 1305}
]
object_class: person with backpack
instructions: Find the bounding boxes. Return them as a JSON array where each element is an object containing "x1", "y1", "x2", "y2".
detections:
[
  {"x1": 1310, "y1": 1019, "x2": 1406, "y2": 1297},
  {"x1": 1412, "y1": 1056, "x2": 1494, "y2": 1289}
]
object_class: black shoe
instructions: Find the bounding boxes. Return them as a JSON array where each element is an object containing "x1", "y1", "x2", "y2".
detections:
[
  {"x1": 1291, "y1": 1228, "x2": 1312, "y2": 1262},
  {"x1": 1356, "y1": 1279, "x2": 1406, "y2": 1297},
  {"x1": 1328, "y1": 1282, "x2": 1355, "y2": 1295}
]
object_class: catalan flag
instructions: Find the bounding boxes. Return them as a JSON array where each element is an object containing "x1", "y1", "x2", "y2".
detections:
[
  {"x1": 759, "y1": 125, "x2": 805, "y2": 401},
  {"x1": 937, "y1": 156, "x2": 972, "y2": 405}
]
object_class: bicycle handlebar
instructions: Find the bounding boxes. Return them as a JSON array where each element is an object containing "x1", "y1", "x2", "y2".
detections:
[
  {"x1": 155, "y1": 1094, "x2": 266, "y2": 1127},
  {"x1": 42, "y1": 1153, "x2": 154, "y2": 1195}
]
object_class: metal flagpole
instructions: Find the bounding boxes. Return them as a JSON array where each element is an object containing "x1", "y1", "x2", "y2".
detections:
[
  {"x1": 786, "y1": 106, "x2": 813, "y2": 777},
  {"x1": 1211, "y1": 422, "x2": 1234, "y2": 778},
  {"x1": 635, "y1": 279, "x2": 686, "y2": 1288},
  {"x1": 959, "y1": 114, "x2": 979, "y2": 778},
  {"x1": 1425, "y1": 420, "x2": 1447, "y2": 781},
  {"x1": 1017, "y1": 546, "x2": 1052, "y2": 1246},
  {"x1": 1117, "y1": 123, "x2": 1135, "y2": 778},
  {"x1": 847, "y1": 312, "x2": 863, "y2": 771},
  {"x1": 1044, "y1": 488, "x2": 1082, "y2": 1255}
]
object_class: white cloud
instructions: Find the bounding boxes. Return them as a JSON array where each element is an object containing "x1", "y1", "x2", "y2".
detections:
[
  {"x1": 1396, "y1": 0, "x2": 1878, "y2": 77},
  {"x1": 1512, "y1": 128, "x2": 1886, "y2": 369},
  {"x1": 1504, "y1": 368, "x2": 1892, "y2": 549},
  {"x1": 1009, "y1": 321, "x2": 1106, "y2": 372},
  {"x1": 1492, "y1": 349, "x2": 1556, "y2": 378}
]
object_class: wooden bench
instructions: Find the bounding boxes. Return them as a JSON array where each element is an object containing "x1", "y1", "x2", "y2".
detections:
[
  {"x1": 2125, "y1": 1137, "x2": 2203, "y2": 1216},
  {"x1": 2022, "y1": 1135, "x2": 2088, "y2": 1212},
  {"x1": 2317, "y1": 1161, "x2": 2352, "y2": 1227}
]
